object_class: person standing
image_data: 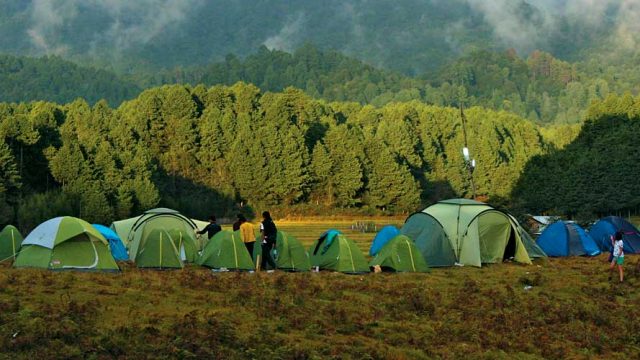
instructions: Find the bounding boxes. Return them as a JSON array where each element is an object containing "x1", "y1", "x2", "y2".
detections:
[
  {"x1": 260, "y1": 211, "x2": 277, "y2": 271},
  {"x1": 196, "y1": 215, "x2": 222, "y2": 240},
  {"x1": 232, "y1": 214, "x2": 243, "y2": 232},
  {"x1": 238, "y1": 214, "x2": 256, "y2": 257},
  {"x1": 609, "y1": 231, "x2": 624, "y2": 282}
]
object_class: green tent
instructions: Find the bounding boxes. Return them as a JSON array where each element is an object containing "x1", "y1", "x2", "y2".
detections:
[
  {"x1": 252, "y1": 231, "x2": 311, "y2": 272},
  {"x1": 14, "y1": 217, "x2": 119, "y2": 271},
  {"x1": 369, "y1": 234, "x2": 429, "y2": 273},
  {"x1": 0, "y1": 225, "x2": 23, "y2": 261},
  {"x1": 134, "y1": 228, "x2": 183, "y2": 269},
  {"x1": 507, "y1": 214, "x2": 547, "y2": 259},
  {"x1": 198, "y1": 230, "x2": 254, "y2": 271},
  {"x1": 124, "y1": 208, "x2": 201, "y2": 265},
  {"x1": 110, "y1": 208, "x2": 208, "y2": 248},
  {"x1": 401, "y1": 199, "x2": 535, "y2": 267},
  {"x1": 309, "y1": 230, "x2": 369, "y2": 274}
]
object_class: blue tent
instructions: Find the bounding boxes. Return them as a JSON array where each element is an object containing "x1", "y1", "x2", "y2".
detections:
[
  {"x1": 536, "y1": 221, "x2": 600, "y2": 257},
  {"x1": 589, "y1": 216, "x2": 640, "y2": 254},
  {"x1": 92, "y1": 224, "x2": 129, "y2": 261},
  {"x1": 369, "y1": 225, "x2": 400, "y2": 256}
]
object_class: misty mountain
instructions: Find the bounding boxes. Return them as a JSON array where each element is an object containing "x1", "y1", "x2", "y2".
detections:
[{"x1": 0, "y1": 0, "x2": 635, "y2": 75}]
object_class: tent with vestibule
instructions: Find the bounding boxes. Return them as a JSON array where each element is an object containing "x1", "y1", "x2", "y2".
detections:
[
  {"x1": 121, "y1": 208, "x2": 201, "y2": 268},
  {"x1": 401, "y1": 199, "x2": 544, "y2": 267},
  {"x1": 110, "y1": 208, "x2": 208, "y2": 248}
]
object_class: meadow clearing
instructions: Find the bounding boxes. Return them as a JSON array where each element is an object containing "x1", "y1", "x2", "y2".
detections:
[{"x1": 0, "y1": 219, "x2": 638, "y2": 359}]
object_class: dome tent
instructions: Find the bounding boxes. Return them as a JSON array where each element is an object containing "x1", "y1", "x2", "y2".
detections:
[
  {"x1": 369, "y1": 234, "x2": 429, "y2": 272},
  {"x1": 309, "y1": 230, "x2": 369, "y2": 274},
  {"x1": 124, "y1": 208, "x2": 201, "y2": 267},
  {"x1": 110, "y1": 208, "x2": 208, "y2": 247},
  {"x1": 589, "y1": 216, "x2": 640, "y2": 254},
  {"x1": 536, "y1": 221, "x2": 600, "y2": 257},
  {"x1": 14, "y1": 217, "x2": 119, "y2": 271},
  {"x1": 401, "y1": 199, "x2": 537, "y2": 267},
  {"x1": 197, "y1": 230, "x2": 254, "y2": 271},
  {"x1": 369, "y1": 225, "x2": 400, "y2": 256},
  {"x1": 92, "y1": 224, "x2": 128, "y2": 261},
  {"x1": 0, "y1": 225, "x2": 23, "y2": 261},
  {"x1": 252, "y1": 230, "x2": 311, "y2": 272}
]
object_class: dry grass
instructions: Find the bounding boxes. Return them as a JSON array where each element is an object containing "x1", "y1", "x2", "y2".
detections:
[{"x1": 1, "y1": 220, "x2": 639, "y2": 359}]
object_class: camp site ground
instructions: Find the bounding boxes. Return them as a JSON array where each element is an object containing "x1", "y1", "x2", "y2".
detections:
[{"x1": 1, "y1": 217, "x2": 640, "y2": 359}]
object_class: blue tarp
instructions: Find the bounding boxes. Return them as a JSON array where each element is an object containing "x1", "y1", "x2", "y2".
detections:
[
  {"x1": 92, "y1": 224, "x2": 129, "y2": 261},
  {"x1": 536, "y1": 221, "x2": 600, "y2": 257},
  {"x1": 589, "y1": 216, "x2": 640, "y2": 254},
  {"x1": 369, "y1": 225, "x2": 400, "y2": 256}
]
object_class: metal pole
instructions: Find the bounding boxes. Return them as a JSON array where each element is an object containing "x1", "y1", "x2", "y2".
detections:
[{"x1": 460, "y1": 103, "x2": 476, "y2": 199}]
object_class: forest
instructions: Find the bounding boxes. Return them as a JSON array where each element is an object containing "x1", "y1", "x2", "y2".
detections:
[
  {"x1": 1, "y1": 44, "x2": 637, "y2": 126},
  {"x1": 0, "y1": 54, "x2": 140, "y2": 105},
  {"x1": 0, "y1": 80, "x2": 637, "y2": 230}
]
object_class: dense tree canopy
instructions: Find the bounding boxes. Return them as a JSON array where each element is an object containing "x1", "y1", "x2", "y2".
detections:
[
  {"x1": 0, "y1": 55, "x2": 140, "y2": 105},
  {"x1": 513, "y1": 94, "x2": 640, "y2": 220},
  {"x1": 0, "y1": 83, "x2": 552, "y2": 229},
  {"x1": 1, "y1": 45, "x2": 637, "y2": 127}
]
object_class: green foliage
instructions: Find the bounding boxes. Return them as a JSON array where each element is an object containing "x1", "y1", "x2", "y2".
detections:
[
  {"x1": 0, "y1": 44, "x2": 634, "y2": 126},
  {"x1": 513, "y1": 94, "x2": 640, "y2": 217},
  {"x1": 0, "y1": 55, "x2": 140, "y2": 105},
  {"x1": 0, "y1": 83, "x2": 551, "y2": 225},
  {"x1": 16, "y1": 191, "x2": 77, "y2": 232},
  {"x1": 0, "y1": 141, "x2": 20, "y2": 223},
  {"x1": 154, "y1": 45, "x2": 424, "y2": 107}
]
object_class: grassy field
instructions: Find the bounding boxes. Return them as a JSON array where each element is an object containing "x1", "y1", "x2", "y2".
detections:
[{"x1": 1, "y1": 220, "x2": 639, "y2": 359}]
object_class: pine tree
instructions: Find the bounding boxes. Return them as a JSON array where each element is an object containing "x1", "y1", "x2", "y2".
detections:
[
  {"x1": 362, "y1": 139, "x2": 420, "y2": 212},
  {"x1": 0, "y1": 142, "x2": 21, "y2": 223}
]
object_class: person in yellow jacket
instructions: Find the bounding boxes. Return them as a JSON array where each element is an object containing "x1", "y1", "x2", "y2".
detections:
[{"x1": 238, "y1": 214, "x2": 256, "y2": 256}]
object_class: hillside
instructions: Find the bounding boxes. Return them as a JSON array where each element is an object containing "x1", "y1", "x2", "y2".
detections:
[
  {"x1": 0, "y1": 54, "x2": 140, "y2": 105},
  {"x1": 142, "y1": 44, "x2": 422, "y2": 106},
  {"x1": 1, "y1": 43, "x2": 632, "y2": 125},
  {"x1": 0, "y1": 0, "x2": 628, "y2": 75}
]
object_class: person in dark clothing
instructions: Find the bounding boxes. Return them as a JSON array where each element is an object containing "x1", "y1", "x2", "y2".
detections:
[
  {"x1": 260, "y1": 211, "x2": 277, "y2": 271},
  {"x1": 197, "y1": 215, "x2": 222, "y2": 239},
  {"x1": 232, "y1": 213, "x2": 243, "y2": 232}
]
